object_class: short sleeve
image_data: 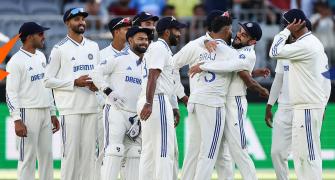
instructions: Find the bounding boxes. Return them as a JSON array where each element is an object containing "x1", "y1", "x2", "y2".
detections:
[{"x1": 146, "y1": 43, "x2": 167, "y2": 71}]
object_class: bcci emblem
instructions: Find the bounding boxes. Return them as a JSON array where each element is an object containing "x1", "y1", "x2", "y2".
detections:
[{"x1": 88, "y1": 53, "x2": 93, "y2": 60}]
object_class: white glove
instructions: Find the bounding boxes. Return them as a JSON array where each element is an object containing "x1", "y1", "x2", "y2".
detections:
[{"x1": 108, "y1": 92, "x2": 126, "y2": 109}]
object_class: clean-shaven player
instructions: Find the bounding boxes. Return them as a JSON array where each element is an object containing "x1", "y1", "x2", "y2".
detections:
[
  {"x1": 172, "y1": 10, "x2": 234, "y2": 180},
  {"x1": 44, "y1": 8, "x2": 100, "y2": 180},
  {"x1": 138, "y1": 16, "x2": 186, "y2": 180},
  {"x1": 91, "y1": 26, "x2": 151, "y2": 180},
  {"x1": 94, "y1": 16, "x2": 132, "y2": 180},
  {"x1": 269, "y1": 9, "x2": 331, "y2": 180},
  {"x1": 202, "y1": 22, "x2": 269, "y2": 180},
  {"x1": 265, "y1": 20, "x2": 313, "y2": 180},
  {"x1": 6, "y1": 22, "x2": 59, "y2": 180}
]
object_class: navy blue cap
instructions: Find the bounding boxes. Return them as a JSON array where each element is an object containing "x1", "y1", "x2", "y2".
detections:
[
  {"x1": 19, "y1": 22, "x2": 49, "y2": 38},
  {"x1": 63, "y1": 8, "x2": 88, "y2": 22},
  {"x1": 306, "y1": 19, "x2": 312, "y2": 31},
  {"x1": 206, "y1": 10, "x2": 224, "y2": 27},
  {"x1": 282, "y1": 9, "x2": 307, "y2": 25},
  {"x1": 132, "y1": 12, "x2": 159, "y2": 26},
  {"x1": 126, "y1": 26, "x2": 152, "y2": 41},
  {"x1": 239, "y1": 22, "x2": 262, "y2": 41},
  {"x1": 108, "y1": 17, "x2": 132, "y2": 32},
  {"x1": 156, "y1": 16, "x2": 187, "y2": 33}
]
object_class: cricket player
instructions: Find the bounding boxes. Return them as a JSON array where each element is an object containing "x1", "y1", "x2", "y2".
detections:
[
  {"x1": 94, "y1": 17, "x2": 132, "y2": 180},
  {"x1": 44, "y1": 8, "x2": 100, "y2": 180},
  {"x1": 201, "y1": 21, "x2": 269, "y2": 180},
  {"x1": 185, "y1": 15, "x2": 261, "y2": 180},
  {"x1": 6, "y1": 22, "x2": 59, "y2": 180},
  {"x1": 171, "y1": 10, "x2": 235, "y2": 180},
  {"x1": 138, "y1": 16, "x2": 186, "y2": 180},
  {"x1": 91, "y1": 26, "x2": 151, "y2": 180},
  {"x1": 132, "y1": 11, "x2": 159, "y2": 42},
  {"x1": 269, "y1": 9, "x2": 331, "y2": 180},
  {"x1": 265, "y1": 20, "x2": 316, "y2": 180}
]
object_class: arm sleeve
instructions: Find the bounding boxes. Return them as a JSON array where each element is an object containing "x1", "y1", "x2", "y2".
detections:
[
  {"x1": 91, "y1": 56, "x2": 117, "y2": 91},
  {"x1": 169, "y1": 94, "x2": 179, "y2": 109},
  {"x1": 267, "y1": 73, "x2": 284, "y2": 105},
  {"x1": 269, "y1": 28, "x2": 309, "y2": 60},
  {"x1": 172, "y1": 42, "x2": 196, "y2": 69},
  {"x1": 5, "y1": 61, "x2": 22, "y2": 121},
  {"x1": 199, "y1": 58, "x2": 249, "y2": 73},
  {"x1": 147, "y1": 45, "x2": 166, "y2": 71},
  {"x1": 44, "y1": 47, "x2": 75, "y2": 90},
  {"x1": 49, "y1": 90, "x2": 57, "y2": 116},
  {"x1": 173, "y1": 70, "x2": 186, "y2": 98}
]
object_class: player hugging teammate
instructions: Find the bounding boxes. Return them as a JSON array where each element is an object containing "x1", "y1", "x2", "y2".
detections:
[{"x1": 5, "y1": 6, "x2": 331, "y2": 180}]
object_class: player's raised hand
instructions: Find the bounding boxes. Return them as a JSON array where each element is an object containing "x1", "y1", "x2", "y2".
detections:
[
  {"x1": 204, "y1": 40, "x2": 218, "y2": 52},
  {"x1": 287, "y1": 19, "x2": 306, "y2": 33},
  {"x1": 189, "y1": 63, "x2": 204, "y2": 78},
  {"x1": 51, "y1": 115, "x2": 60, "y2": 133},
  {"x1": 252, "y1": 68, "x2": 271, "y2": 78},
  {"x1": 14, "y1": 120, "x2": 27, "y2": 137},
  {"x1": 173, "y1": 108, "x2": 180, "y2": 128},
  {"x1": 265, "y1": 104, "x2": 273, "y2": 128},
  {"x1": 74, "y1": 75, "x2": 93, "y2": 87},
  {"x1": 140, "y1": 103, "x2": 152, "y2": 121}
]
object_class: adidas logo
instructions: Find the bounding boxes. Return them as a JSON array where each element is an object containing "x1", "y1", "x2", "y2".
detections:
[
  {"x1": 127, "y1": 66, "x2": 132, "y2": 70},
  {"x1": 71, "y1": 57, "x2": 75, "y2": 61},
  {"x1": 28, "y1": 67, "x2": 33, "y2": 71}
]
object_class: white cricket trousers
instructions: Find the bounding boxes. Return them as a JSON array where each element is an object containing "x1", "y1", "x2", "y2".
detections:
[
  {"x1": 181, "y1": 103, "x2": 225, "y2": 180},
  {"x1": 94, "y1": 108, "x2": 104, "y2": 180},
  {"x1": 60, "y1": 113, "x2": 98, "y2": 180},
  {"x1": 137, "y1": 94, "x2": 174, "y2": 180},
  {"x1": 221, "y1": 96, "x2": 257, "y2": 180},
  {"x1": 16, "y1": 108, "x2": 53, "y2": 180},
  {"x1": 101, "y1": 104, "x2": 141, "y2": 180},
  {"x1": 215, "y1": 136, "x2": 234, "y2": 180},
  {"x1": 271, "y1": 107, "x2": 293, "y2": 180},
  {"x1": 292, "y1": 108, "x2": 324, "y2": 180}
]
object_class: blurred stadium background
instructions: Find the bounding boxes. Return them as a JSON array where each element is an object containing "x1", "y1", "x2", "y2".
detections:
[{"x1": 0, "y1": 0, "x2": 334, "y2": 179}]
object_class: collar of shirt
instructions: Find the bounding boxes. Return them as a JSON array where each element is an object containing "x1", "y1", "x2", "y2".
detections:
[
  {"x1": 19, "y1": 47, "x2": 36, "y2": 58},
  {"x1": 66, "y1": 35, "x2": 86, "y2": 46},
  {"x1": 127, "y1": 49, "x2": 142, "y2": 66},
  {"x1": 215, "y1": 38, "x2": 227, "y2": 45},
  {"x1": 297, "y1": 31, "x2": 312, "y2": 41},
  {"x1": 205, "y1": 32, "x2": 214, "y2": 40},
  {"x1": 238, "y1": 45, "x2": 254, "y2": 51},
  {"x1": 157, "y1": 38, "x2": 172, "y2": 55}
]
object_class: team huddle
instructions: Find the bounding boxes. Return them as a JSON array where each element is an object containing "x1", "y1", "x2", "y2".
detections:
[{"x1": 5, "y1": 6, "x2": 331, "y2": 180}]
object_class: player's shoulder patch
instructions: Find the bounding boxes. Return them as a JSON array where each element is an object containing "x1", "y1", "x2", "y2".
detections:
[{"x1": 56, "y1": 37, "x2": 69, "y2": 46}]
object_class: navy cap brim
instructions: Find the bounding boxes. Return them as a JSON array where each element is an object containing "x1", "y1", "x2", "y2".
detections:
[
  {"x1": 238, "y1": 22, "x2": 251, "y2": 36},
  {"x1": 143, "y1": 15, "x2": 159, "y2": 22},
  {"x1": 126, "y1": 27, "x2": 152, "y2": 40},
  {"x1": 66, "y1": 12, "x2": 89, "y2": 21}
]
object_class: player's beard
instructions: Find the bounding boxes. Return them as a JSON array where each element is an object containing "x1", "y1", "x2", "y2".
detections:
[
  {"x1": 169, "y1": 33, "x2": 179, "y2": 46},
  {"x1": 232, "y1": 36, "x2": 246, "y2": 49},
  {"x1": 72, "y1": 24, "x2": 85, "y2": 34},
  {"x1": 134, "y1": 43, "x2": 148, "y2": 54}
]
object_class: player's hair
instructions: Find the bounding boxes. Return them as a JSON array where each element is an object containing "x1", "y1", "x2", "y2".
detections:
[
  {"x1": 20, "y1": 35, "x2": 27, "y2": 43},
  {"x1": 211, "y1": 16, "x2": 232, "y2": 33},
  {"x1": 157, "y1": 30, "x2": 164, "y2": 37}
]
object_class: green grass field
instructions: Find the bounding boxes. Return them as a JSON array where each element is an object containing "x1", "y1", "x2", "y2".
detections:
[{"x1": 0, "y1": 170, "x2": 334, "y2": 180}]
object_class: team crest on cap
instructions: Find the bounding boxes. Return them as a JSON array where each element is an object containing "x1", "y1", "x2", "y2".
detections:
[
  {"x1": 247, "y1": 23, "x2": 253, "y2": 27},
  {"x1": 145, "y1": 12, "x2": 151, "y2": 15},
  {"x1": 171, "y1": 16, "x2": 176, "y2": 21},
  {"x1": 88, "y1": 53, "x2": 93, "y2": 60}
]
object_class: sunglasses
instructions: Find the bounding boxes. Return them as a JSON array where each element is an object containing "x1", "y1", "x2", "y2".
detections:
[
  {"x1": 67, "y1": 8, "x2": 85, "y2": 20},
  {"x1": 112, "y1": 17, "x2": 131, "y2": 29}
]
